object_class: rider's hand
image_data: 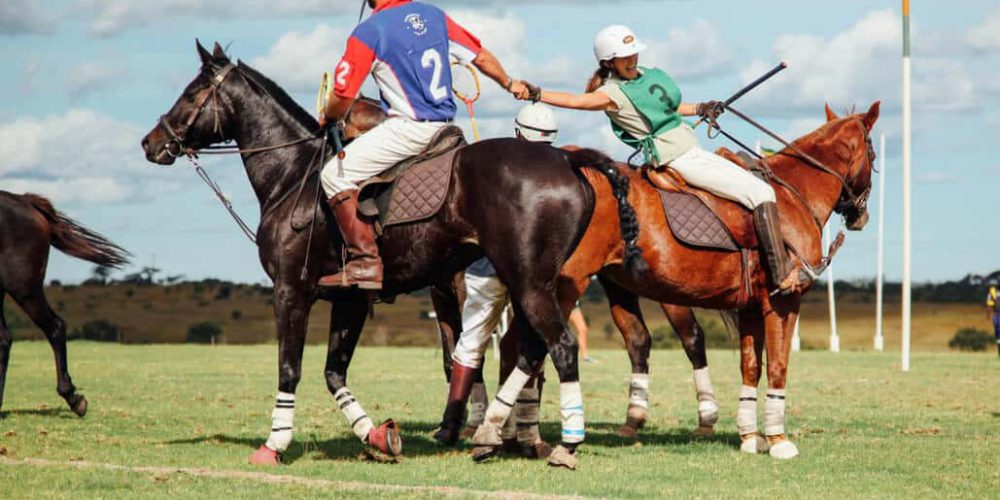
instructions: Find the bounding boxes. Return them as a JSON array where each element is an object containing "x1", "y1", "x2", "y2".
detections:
[
  {"x1": 522, "y1": 81, "x2": 542, "y2": 103},
  {"x1": 318, "y1": 114, "x2": 328, "y2": 129},
  {"x1": 507, "y1": 79, "x2": 528, "y2": 100},
  {"x1": 697, "y1": 100, "x2": 724, "y2": 121}
]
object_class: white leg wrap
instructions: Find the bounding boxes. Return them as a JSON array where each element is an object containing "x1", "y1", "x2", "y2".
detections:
[
  {"x1": 628, "y1": 373, "x2": 650, "y2": 409},
  {"x1": 501, "y1": 408, "x2": 517, "y2": 440},
  {"x1": 560, "y1": 382, "x2": 585, "y2": 444},
  {"x1": 515, "y1": 384, "x2": 541, "y2": 444},
  {"x1": 737, "y1": 385, "x2": 758, "y2": 436},
  {"x1": 693, "y1": 368, "x2": 719, "y2": 426},
  {"x1": 763, "y1": 389, "x2": 786, "y2": 436},
  {"x1": 484, "y1": 368, "x2": 530, "y2": 429},
  {"x1": 467, "y1": 382, "x2": 488, "y2": 428},
  {"x1": 265, "y1": 391, "x2": 295, "y2": 452},
  {"x1": 334, "y1": 388, "x2": 373, "y2": 442}
]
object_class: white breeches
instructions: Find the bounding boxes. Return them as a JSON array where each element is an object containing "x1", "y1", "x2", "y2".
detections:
[
  {"x1": 668, "y1": 145, "x2": 776, "y2": 210},
  {"x1": 320, "y1": 117, "x2": 449, "y2": 197},
  {"x1": 453, "y1": 273, "x2": 508, "y2": 369}
]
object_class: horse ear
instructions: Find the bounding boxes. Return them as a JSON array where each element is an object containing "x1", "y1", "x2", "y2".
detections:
[
  {"x1": 196, "y1": 39, "x2": 212, "y2": 65},
  {"x1": 824, "y1": 103, "x2": 839, "y2": 122},
  {"x1": 212, "y1": 42, "x2": 229, "y2": 61},
  {"x1": 862, "y1": 101, "x2": 881, "y2": 131}
]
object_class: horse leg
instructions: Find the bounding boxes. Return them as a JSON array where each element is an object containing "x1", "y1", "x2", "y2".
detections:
[
  {"x1": 472, "y1": 288, "x2": 583, "y2": 469},
  {"x1": 498, "y1": 315, "x2": 551, "y2": 459},
  {"x1": 248, "y1": 285, "x2": 311, "y2": 465},
  {"x1": 0, "y1": 292, "x2": 11, "y2": 412},
  {"x1": 737, "y1": 306, "x2": 769, "y2": 455},
  {"x1": 661, "y1": 304, "x2": 719, "y2": 436},
  {"x1": 323, "y1": 288, "x2": 400, "y2": 458},
  {"x1": 762, "y1": 295, "x2": 802, "y2": 459},
  {"x1": 12, "y1": 287, "x2": 86, "y2": 417},
  {"x1": 597, "y1": 276, "x2": 651, "y2": 439}
]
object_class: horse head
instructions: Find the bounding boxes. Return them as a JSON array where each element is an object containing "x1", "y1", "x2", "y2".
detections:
[
  {"x1": 832, "y1": 101, "x2": 879, "y2": 231},
  {"x1": 141, "y1": 41, "x2": 241, "y2": 165}
]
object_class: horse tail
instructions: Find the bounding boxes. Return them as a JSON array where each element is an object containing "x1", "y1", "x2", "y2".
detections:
[
  {"x1": 24, "y1": 194, "x2": 131, "y2": 269},
  {"x1": 563, "y1": 148, "x2": 645, "y2": 270}
]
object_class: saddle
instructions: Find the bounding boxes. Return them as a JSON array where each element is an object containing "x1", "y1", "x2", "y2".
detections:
[
  {"x1": 646, "y1": 147, "x2": 760, "y2": 252},
  {"x1": 292, "y1": 125, "x2": 465, "y2": 233}
]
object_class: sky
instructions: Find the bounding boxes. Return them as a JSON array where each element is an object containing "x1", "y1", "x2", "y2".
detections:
[{"x1": 1, "y1": 0, "x2": 998, "y2": 285}]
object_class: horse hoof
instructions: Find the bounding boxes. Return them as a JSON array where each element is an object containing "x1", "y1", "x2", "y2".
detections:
[
  {"x1": 526, "y1": 440, "x2": 554, "y2": 460},
  {"x1": 471, "y1": 445, "x2": 500, "y2": 462},
  {"x1": 546, "y1": 445, "x2": 578, "y2": 470},
  {"x1": 367, "y1": 419, "x2": 403, "y2": 457},
  {"x1": 616, "y1": 424, "x2": 639, "y2": 439},
  {"x1": 471, "y1": 423, "x2": 503, "y2": 447},
  {"x1": 248, "y1": 445, "x2": 280, "y2": 466},
  {"x1": 739, "y1": 434, "x2": 770, "y2": 454},
  {"x1": 71, "y1": 395, "x2": 88, "y2": 418},
  {"x1": 769, "y1": 440, "x2": 800, "y2": 459},
  {"x1": 692, "y1": 425, "x2": 715, "y2": 437},
  {"x1": 459, "y1": 425, "x2": 478, "y2": 440},
  {"x1": 432, "y1": 426, "x2": 460, "y2": 447}
]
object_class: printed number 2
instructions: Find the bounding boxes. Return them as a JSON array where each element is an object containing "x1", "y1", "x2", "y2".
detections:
[
  {"x1": 335, "y1": 61, "x2": 351, "y2": 88},
  {"x1": 421, "y1": 48, "x2": 448, "y2": 100}
]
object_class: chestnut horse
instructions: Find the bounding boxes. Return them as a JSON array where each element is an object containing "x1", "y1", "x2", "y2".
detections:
[
  {"x1": 0, "y1": 191, "x2": 130, "y2": 416},
  {"x1": 474, "y1": 102, "x2": 880, "y2": 466},
  {"x1": 140, "y1": 43, "x2": 639, "y2": 466}
]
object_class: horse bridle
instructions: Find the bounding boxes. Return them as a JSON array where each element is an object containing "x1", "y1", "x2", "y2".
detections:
[
  {"x1": 158, "y1": 63, "x2": 237, "y2": 158},
  {"x1": 831, "y1": 118, "x2": 875, "y2": 219}
]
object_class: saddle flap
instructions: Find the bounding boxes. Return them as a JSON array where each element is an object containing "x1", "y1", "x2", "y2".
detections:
[{"x1": 647, "y1": 167, "x2": 757, "y2": 250}]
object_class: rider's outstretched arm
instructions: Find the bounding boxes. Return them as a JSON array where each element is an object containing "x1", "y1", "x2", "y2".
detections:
[
  {"x1": 535, "y1": 89, "x2": 615, "y2": 112},
  {"x1": 471, "y1": 48, "x2": 526, "y2": 97}
]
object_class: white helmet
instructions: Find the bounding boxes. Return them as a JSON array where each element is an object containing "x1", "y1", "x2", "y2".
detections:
[
  {"x1": 515, "y1": 104, "x2": 558, "y2": 143},
  {"x1": 593, "y1": 25, "x2": 647, "y2": 62}
]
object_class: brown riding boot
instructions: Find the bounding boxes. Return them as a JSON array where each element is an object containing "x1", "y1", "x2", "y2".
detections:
[
  {"x1": 318, "y1": 190, "x2": 383, "y2": 289},
  {"x1": 753, "y1": 201, "x2": 799, "y2": 293},
  {"x1": 433, "y1": 362, "x2": 478, "y2": 445}
]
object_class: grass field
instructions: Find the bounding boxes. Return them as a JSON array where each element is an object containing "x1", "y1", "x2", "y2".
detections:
[{"x1": 1, "y1": 342, "x2": 997, "y2": 498}]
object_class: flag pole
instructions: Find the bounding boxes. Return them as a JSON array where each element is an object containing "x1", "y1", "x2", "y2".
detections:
[
  {"x1": 875, "y1": 133, "x2": 886, "y2": 352},
  {"x1": 901, "y1": 0, "x2": 912, "y2": 371}
]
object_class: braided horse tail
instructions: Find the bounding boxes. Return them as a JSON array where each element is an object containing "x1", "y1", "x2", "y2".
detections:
[
  {"x1": 563, "y1": 148, "x2": 646, "y2": 270},
  {"x1": 23, "y1": 194, "x2": 131, "y2": 268}
]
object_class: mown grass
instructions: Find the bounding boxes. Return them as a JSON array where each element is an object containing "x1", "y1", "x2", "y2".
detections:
[{"x1": 0, "y1": 342, "x2": 997, "y2": 498}]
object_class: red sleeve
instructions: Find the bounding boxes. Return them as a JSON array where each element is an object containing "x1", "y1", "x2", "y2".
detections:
[
  {"x1": 445, "y1": 15, "x2": 483, "y2": 56},
  {"x1": 332, "y1": 36, "x2": 376, "y2": 99}
]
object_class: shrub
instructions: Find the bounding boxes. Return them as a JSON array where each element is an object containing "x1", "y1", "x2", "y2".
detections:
[
  {"x1": 948, "y1": 328, "x2": 994, "y2": 352},
  {"x1": 70, "y1": 319, "x2": 121, "y2": 342},
  {"x1": 187, "y1": 322, "x2": 222, "y2": 344},
  {"x1": 231, "y1": 309, "x2": 243, "y2": 321}
]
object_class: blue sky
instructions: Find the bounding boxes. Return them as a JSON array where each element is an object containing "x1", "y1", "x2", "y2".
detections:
[{"x1": 2, "y1": 0, "x2": 998, "y2": 285}]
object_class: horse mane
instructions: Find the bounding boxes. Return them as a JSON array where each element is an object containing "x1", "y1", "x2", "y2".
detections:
[{"x1": 236, "y1": 61, "x2": 320, "y2": 131}]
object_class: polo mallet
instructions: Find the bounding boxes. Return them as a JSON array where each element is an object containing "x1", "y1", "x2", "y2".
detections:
[
  {"x1": 694, "y1": 62, "x2": 787, "y2": 128},
  {"x1": 316, "y1": 71, "x2": 333, "y2": 118},
  {"x1": 451, "y1": 61, "x2": 482, "y2": 141}
]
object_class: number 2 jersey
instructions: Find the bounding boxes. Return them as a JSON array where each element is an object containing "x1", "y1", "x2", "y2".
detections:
[{"x1": 332, "y1": 0, "x2": 483, "y2": 122}]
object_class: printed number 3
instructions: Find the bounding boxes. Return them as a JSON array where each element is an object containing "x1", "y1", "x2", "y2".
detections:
[
  {"x1": 649, "y1": 84, "x2": 670, "y2": 107},
  {"x1": 421, "y1": 48, "x2": 448, "y2": 100}
]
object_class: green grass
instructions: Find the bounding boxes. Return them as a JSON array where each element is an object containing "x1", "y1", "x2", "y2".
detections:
[{"x1": 1, "y1": 342, "x2": 998, "y2": 498}]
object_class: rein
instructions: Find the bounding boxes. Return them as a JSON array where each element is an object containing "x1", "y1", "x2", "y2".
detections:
[{"x1": 157, "y1": 62, "x2": 345, "y2": 246}]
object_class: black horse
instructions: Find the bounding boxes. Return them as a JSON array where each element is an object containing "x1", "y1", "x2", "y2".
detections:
[
  {"x1": 140, "y1": 42, "x2": 638, "y2": 466},
  {"x1": 0, "y1": 191, "x2": 130, "y2": 416}
]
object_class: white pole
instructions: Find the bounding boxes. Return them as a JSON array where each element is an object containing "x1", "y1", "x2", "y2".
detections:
[
  {"x1": 791, "y1": 318, "x2": 801, "y2": 352},
  {"x1": 901, "y1": 1, "x2": 912, "y2": 371},
  {"x1": 875, "y1": 133, "x2": 886, "y2": 352},
  {"x1": 826, "y1": 223, "x2": 840, "y2": 353}
]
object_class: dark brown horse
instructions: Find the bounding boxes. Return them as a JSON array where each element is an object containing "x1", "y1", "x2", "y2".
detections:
[
  {"x1": 139, "y1": 42, "x2": 637, "y2": 466},
  {"x1": 474, "y1": 102, "x2": 880, "y2": 466},
  {"x1": 0, "y1": 191, "x2": 130, "y2": 416}
]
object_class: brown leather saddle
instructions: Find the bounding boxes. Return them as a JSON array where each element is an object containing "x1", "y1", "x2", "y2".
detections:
[
  {"x1": 647, "y1": 148, "x2": 761, "y2": 252},
  {"x1": 292, "y1": 126, "x2": 465, "y2": 233}
]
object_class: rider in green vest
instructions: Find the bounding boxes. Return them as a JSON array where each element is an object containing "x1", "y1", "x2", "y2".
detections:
[{"x1": 518, "y1": 24, "x2": 799, "y2": 293}]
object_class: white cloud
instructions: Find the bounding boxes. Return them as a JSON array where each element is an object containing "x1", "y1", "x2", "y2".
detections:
[
  {"x1": 66, "y1": 62, "x2": 124, "y2": 101},
  {"x1": 250, "y1": 24, "x2": 348, "y2": 93},
  {"x1": 644, "y1": 20, "x2": 733, "y2": 82},
  {"x1": 736, "y1": 9, "x2": 980, "y2": 118},
  {"x1": 916, "y1": 172, "x2": 957, "y2": 184},
  {"x1": 966, "y1": 9, "x2": 1000, "y2": 52},
  {"x1": 0, "y1": 0, "x2": 58, "y2": 35},
  {"x1": 0, "y1": 110, "x2": 181, "y2": 205}
]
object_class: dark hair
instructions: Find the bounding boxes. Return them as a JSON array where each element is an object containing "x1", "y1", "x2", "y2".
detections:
[{"x1": 585, "y1": 61, "x2": 614, "y2": 93}]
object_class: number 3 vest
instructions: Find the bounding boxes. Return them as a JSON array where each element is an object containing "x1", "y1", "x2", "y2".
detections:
[{"x1": 610, "y1": 67, "x2": 685, "y2": 165}]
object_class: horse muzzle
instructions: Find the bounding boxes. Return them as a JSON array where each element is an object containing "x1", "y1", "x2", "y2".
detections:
[
  {"x1": 846, "y1": 211, "x2": 869, "y2": 231},
  {"x1": 141, "y1": 130, "x2": 179, "y2": 166}
]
